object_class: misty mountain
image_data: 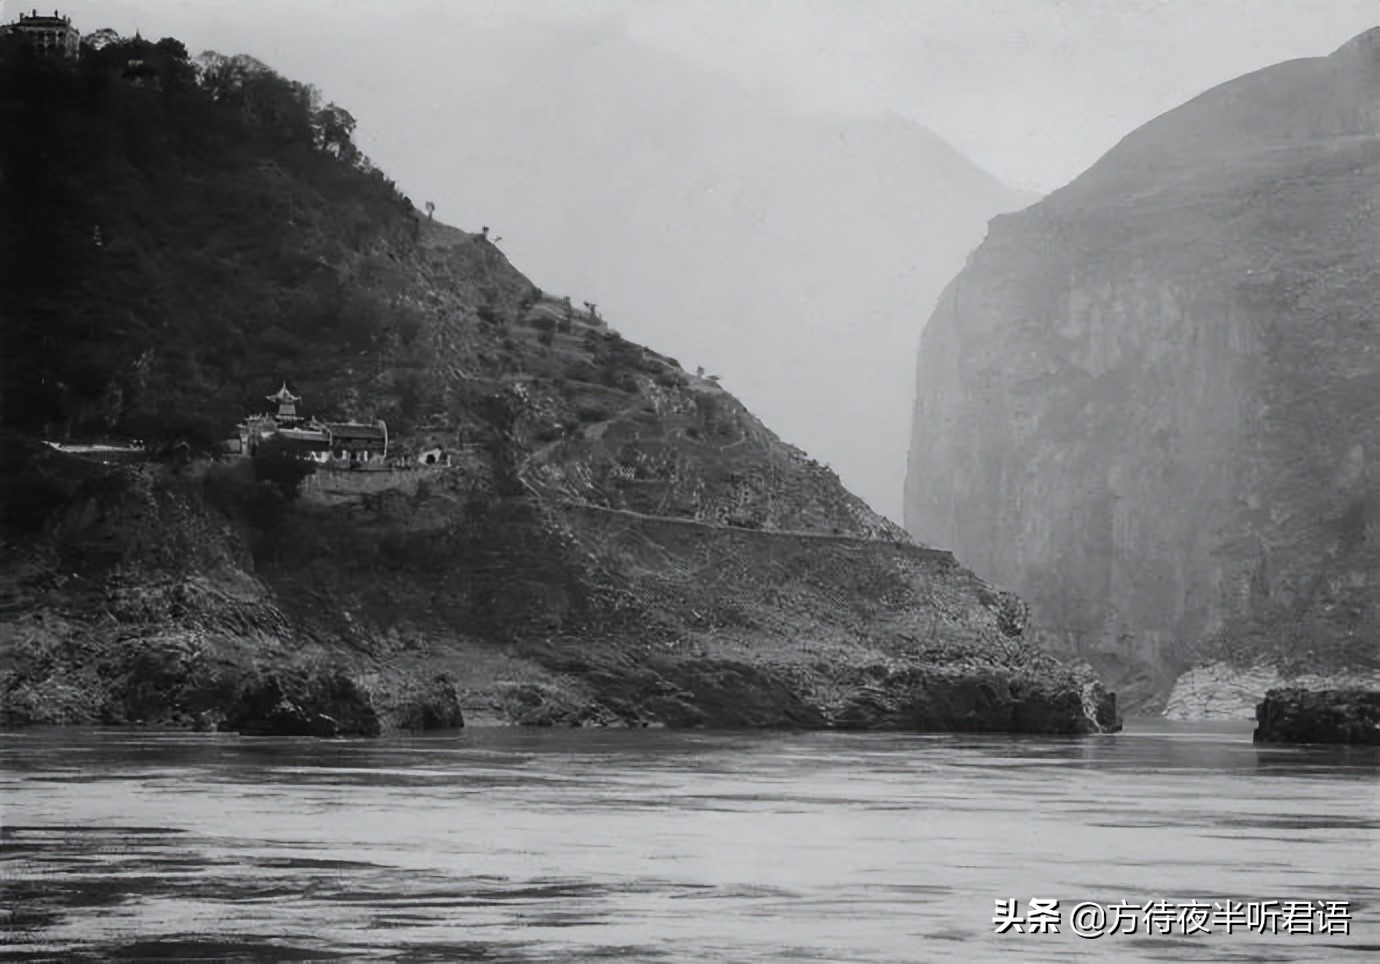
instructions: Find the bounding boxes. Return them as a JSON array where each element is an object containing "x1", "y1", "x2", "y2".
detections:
[
  {"x1": 904, "y1": 29, "x2": 1379, "y2": 709},
  {"x1": 389, "y1": 23, "x2": 1034, "y2": 520}
]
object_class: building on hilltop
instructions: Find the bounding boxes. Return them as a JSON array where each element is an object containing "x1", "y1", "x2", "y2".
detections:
[
  {"x1": 3, "y1": 9, "x2": 80, "y2": 58},
  {"x1": 232, "y1": 384, "x2": 389, "y2": 467}
]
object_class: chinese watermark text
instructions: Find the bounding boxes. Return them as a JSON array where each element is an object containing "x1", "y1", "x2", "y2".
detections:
[{"x1": 992, "y1": 898, "x2": 1351, "y2": 939}]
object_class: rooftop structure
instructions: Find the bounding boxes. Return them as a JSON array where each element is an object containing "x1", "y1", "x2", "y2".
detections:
[
  {"x1": 4, "y1": 9, "x2": 80, "y2": 58},
  {"x1": 322, "y1": 422, "x2": 387, "y2": 456},
  {"x1": 266, "y1": 383, "x2": 302, "y2": 422}
]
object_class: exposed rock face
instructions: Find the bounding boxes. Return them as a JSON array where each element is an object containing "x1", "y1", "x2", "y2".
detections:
[
  {"x1": 377, "y1": 674, "x2": 465, "y2": 732},
  {"x1": 905, "y1": 30, "x2": 1380, "y2": 709},
  {"x1": 1254, "y1": 688, "x2": 1380, "y2": 745},
  {"x1": 1165, "y1": 662, "x2": 1380, "y2": 721},
  {"x1": 222, "y1": 672, "x2": 381, "y2": 738},
  {"x1": 832, "y1": 670, "x2": 1117, "y2": 734}
]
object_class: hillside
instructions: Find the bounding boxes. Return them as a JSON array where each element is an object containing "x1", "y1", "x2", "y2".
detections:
[
  {"x1": 904, "y1": 29, "x2": 1379, "y2": 712},
  {"x1": 0, "y1": 33, "x2": 1115, "y2": 734}
]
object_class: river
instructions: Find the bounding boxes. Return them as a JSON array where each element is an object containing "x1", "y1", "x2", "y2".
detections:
[{"x1": 1, "y1": 721, "x2": 1376, "y2": 961}]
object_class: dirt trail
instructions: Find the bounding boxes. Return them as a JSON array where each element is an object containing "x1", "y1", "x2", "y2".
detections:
[{"x1": 552, "y1": 500, "x2": 955, "y2": 563}]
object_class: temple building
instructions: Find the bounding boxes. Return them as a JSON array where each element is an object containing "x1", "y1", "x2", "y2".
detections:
[
  {"x1": 3, "y1": 10, "x2": 80, "y2": 58},
  {"x1": 321, "y1": 423, "x2": 387, "y2": 463},
  {"x1": 234, "y1": 385, "x2": 388, "y2": 466}
]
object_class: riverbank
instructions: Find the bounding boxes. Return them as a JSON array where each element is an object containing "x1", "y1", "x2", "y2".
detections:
[{"x1": 1, "y1": 441, "x2": 1117, "y2": 737}]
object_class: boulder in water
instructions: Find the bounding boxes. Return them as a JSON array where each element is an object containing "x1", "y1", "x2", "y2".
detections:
[
  {"x1": 1253, "y1": 688, "x2": 1380, "y2": 745},
  {"x1": 389, "y1": 673, "x2": 466, "y2": 731},
  {"x1": 223, "y1": 671, "x2": 381, "y2": 737}
]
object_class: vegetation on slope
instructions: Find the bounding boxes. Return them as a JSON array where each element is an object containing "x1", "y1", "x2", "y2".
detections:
[{"x1": 0, "y1": 35, "x2": 436, "y2": 448}]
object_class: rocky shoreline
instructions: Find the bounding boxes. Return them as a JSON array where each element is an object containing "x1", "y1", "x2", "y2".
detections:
[
  {"x1": 1, "y1": 437, "x2": 1120, "y2": 739},
  {"x1": 0, "y1": 640, "x2": 1118, "y2": 737}
]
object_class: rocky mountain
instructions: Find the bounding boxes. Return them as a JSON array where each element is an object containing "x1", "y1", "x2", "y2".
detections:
[
  {"x1": 0, "y1": 32, "x2": 1114, "y2": 734},
  {"x1": 904, "y1": 29, "x2": 1379, "y2": 711}
]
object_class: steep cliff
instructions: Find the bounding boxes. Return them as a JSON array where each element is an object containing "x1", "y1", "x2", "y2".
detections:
[
  {"x1": 905, "y1": 30, "x2": 1379, "y2": 711},
  {"x1": 0, "y1": 33, "x2": 1114, "y2": 733}
]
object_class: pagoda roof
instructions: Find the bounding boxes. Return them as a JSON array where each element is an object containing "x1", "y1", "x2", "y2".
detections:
[{"x1": 266, "y1": 383, "x2": 301, "y2": 403}]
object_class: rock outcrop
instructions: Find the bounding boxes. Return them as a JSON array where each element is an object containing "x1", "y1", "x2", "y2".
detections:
[
  {"x1": 1165, "y1": 662, "x2": 1380, "y2": 721},
  {"x1": 1254, "y1": 688, "x2": 1380, "y2": 745},
  {"x1": 904, "y1": 30, "x2": 1379, "y2": 710},
  {"x1": 221, "y1": 672, "x2": 382, "y2": 738}
]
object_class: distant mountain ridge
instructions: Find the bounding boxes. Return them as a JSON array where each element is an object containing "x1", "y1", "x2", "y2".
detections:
[{"x1": 904, "y1": 29, "x2": 1379, "y2": 711}]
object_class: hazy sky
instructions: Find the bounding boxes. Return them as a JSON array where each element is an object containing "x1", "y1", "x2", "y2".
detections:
[{"x1": 23, "y1": 1, "x2": 1376, "y2": 191}]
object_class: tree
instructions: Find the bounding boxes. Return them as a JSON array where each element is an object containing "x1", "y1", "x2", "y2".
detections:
[
  {"x1": 252, "y1": 435, "x2": 316, "y2": 499},
  {"x1": 84, "y1": 28, "x2": 121, "y2": 51},
  {"x1": 196, "y1": 52, "x2": 315, "y2": 143},
  {"x1": 312, "y1": 102, "x2": 357, "y2": 162},
  {"x1": 196, "y1": 51, "x2": 270, "y2": 101},
  {"x1": 151, "y1": 37, "x2": 196, "y2": 89}
]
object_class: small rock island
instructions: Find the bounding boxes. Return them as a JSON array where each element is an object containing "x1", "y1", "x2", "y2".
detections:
[{"x1": 1254, "y1": 689, "x2": 1380, "y2": 745}]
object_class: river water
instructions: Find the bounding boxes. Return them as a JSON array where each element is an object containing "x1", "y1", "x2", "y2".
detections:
[{"x1": 1, "y1": 721, "x2": 1376, "y2": 962}]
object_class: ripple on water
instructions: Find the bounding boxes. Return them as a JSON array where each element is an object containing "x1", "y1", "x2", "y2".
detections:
[{"x1": 1, "y1": 721, "x2": 1376, "y2": 962}]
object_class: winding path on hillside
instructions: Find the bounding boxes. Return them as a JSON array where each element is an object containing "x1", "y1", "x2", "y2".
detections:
[{"x1": 550, "y1": 500, "x2": 955, "y2": 563}]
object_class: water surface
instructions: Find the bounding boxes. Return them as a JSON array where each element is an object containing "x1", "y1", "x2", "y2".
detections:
[{"x1": 2, "y1": 720, "x2": 1376, "y2": 961}]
